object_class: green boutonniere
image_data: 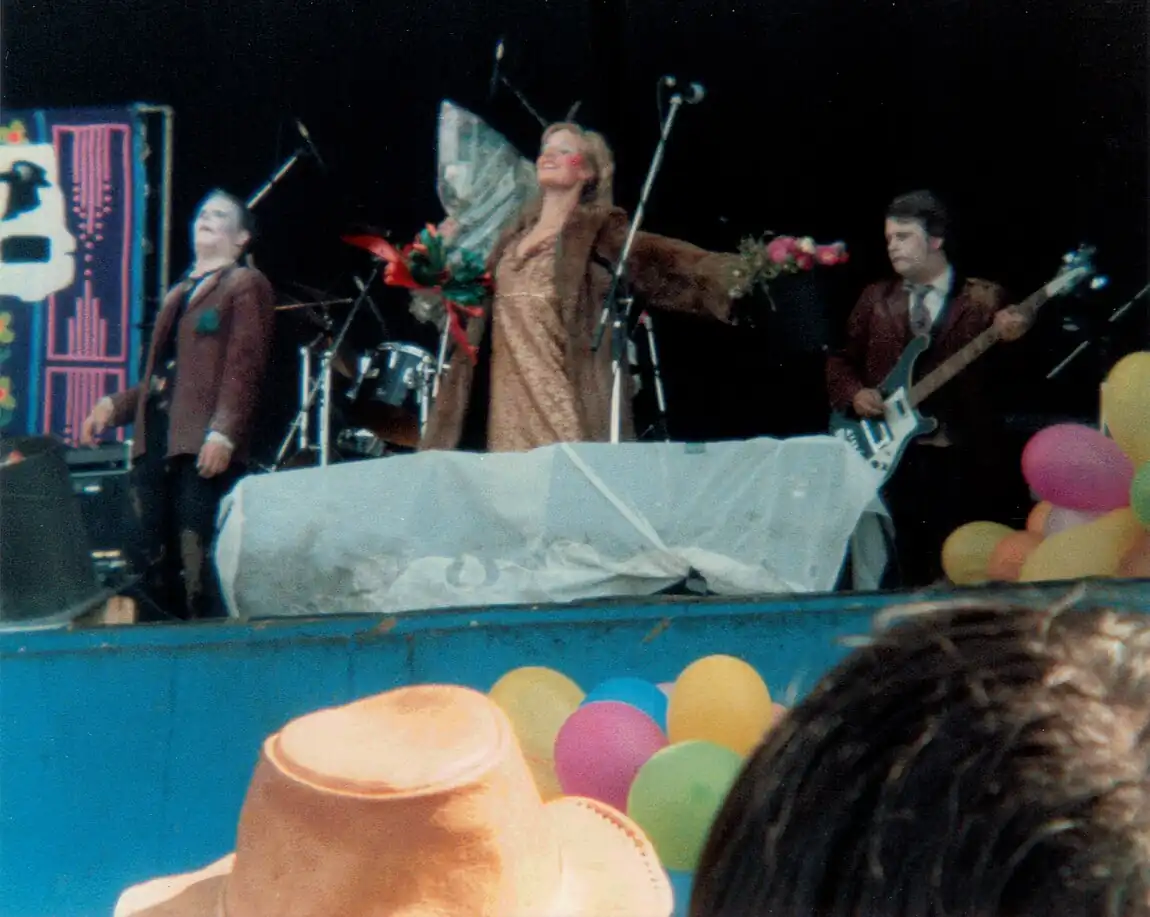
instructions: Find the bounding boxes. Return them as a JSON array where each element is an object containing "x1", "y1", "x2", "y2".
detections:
[{"x1": 195, "y1": 308, "x2": 221, "y2": 334}]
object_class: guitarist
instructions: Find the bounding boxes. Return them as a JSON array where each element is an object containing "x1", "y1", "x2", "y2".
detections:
[{"x1": 826, "y1": 190, "x2": 1030, "y2": 587}]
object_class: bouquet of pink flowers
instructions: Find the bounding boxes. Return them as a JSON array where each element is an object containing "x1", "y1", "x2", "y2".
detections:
[{"x1": 737, "y1": 233, "x2": 849, "y2": 297}]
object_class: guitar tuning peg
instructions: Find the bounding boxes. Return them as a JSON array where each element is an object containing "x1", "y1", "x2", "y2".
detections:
[{"x1": 1090, "y1": 276, "x2": 1109, "y2": 290}]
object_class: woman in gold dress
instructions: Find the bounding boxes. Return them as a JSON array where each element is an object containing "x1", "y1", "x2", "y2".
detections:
[{"x1": 421, "y1": 122, "x2": 754, "y2": 453}]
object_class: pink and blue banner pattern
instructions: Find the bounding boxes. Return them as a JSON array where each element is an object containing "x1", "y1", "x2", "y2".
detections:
[{"x1": 0, "y1": 106, "x2": 145, "y2": 444}]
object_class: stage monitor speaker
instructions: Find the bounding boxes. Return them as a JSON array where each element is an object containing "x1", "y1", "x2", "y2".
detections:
[{"x1": 0, "y1": 436, "x2": 109, "y2": 629}]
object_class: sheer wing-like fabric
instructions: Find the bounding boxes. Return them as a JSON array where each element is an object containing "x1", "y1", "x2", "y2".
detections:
[{"x1": 410, "y1": 100, "x2": 535, "y2": 329}]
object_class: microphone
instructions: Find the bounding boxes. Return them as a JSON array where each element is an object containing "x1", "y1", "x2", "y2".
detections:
[
  {"x1": 488, "y1": 38, "x2": 505, "y2": 100},
  {"x1": 294, "y1": 120, "x2": 327, "y2": 171},
  {"x1": 683, "y1": 82, "x2": 706, "y2": 104}
]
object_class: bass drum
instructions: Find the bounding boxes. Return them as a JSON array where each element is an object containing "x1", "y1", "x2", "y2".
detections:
[{"x1": 346, "y1": 342, "x2": 435, "y2": 449}]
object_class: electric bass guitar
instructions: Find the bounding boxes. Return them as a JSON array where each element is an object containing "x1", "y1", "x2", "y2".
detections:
[{"x1": 830, "y1": 245, "x2": 1100, "y2": 482}]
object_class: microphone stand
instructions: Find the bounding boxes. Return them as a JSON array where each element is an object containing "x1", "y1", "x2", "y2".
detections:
[
  {"x1": 1047, "y1": 279, "x2": 1140, "y2": 381},
  {"x1": 248, "y1": 147, "x2": 307, "y2": 210},
  {"x1": 591, "y1": 85, "x2": 695, "y2": 444},
  {"x1": 271, "y1": 263, "x2": 382, "y2": 470},
  {"x1": 247, "y1": 121, "x2": 324, "y2": 210}
]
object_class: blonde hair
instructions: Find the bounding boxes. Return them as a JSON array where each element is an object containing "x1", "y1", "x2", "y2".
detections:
[{"x1": 540, "y1": 122, "x2": 615, "y2": 207}]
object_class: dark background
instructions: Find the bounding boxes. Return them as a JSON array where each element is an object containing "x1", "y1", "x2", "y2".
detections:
[{"x1": 5, "y1": 0, "x2": 1148, "y2": 469}]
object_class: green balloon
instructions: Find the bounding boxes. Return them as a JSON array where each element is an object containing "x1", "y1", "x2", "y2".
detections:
[
  {"x1": 1133, "y1": 462, "x2": 1150, "y2": 530},
  {"x1": 626, "y1": 740, "x2": 744, "y2": 872}
]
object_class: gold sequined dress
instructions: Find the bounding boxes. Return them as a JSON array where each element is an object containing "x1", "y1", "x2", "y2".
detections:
[{"x1": 487, "y1": 232, "x2": 592, "y2": 452}]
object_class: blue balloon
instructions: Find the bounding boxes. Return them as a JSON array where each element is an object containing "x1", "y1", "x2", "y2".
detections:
[
  {"x1": 582, "y1": 677, "x2": 668, "y2": 732},
  {"x1": 667, "y1": 869, "x2": 694, "y2": 917}
]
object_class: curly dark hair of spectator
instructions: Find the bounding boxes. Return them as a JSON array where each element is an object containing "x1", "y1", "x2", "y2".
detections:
[{"x1": 691, "y1": 598, "x2": 1150, "y2": 917}]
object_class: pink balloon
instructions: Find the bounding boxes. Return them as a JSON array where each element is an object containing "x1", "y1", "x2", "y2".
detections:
[
  {"x1": 1044, "y1": 506, "x2": 1104, "y2": 537},
  {"x1": 657, "y1": 682, "x2": 675, "y2": 697},
  {"x1": 1022, "y1": 424, "x2": 1134, "y2": 512},
  {"x1": 553, "y1": 701, "x2": 668, "y2": 811}
]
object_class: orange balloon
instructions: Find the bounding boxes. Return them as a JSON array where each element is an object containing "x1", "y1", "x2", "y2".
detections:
[
  {"x1": 987, "y1": 531, "x2": 1044, "y2": 582},
  {"x1": 1026, "y1": 501, "x2": 1053, "y2": 535},
  {"x1": 1117, "y1": 532, "x2": 1150, "y2": 578}
]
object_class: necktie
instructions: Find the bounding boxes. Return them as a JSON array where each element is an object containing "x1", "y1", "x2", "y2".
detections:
[{"x1": 908, "y1": 284, "x2": 932, "y2": 337}]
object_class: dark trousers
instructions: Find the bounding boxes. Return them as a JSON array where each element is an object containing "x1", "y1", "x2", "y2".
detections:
[
  {"x1": 129, "y1": 399, "x2": 243, "y2": 620},
  {"x1": 881, "y1": 442, "x2": 986, "y2": 589}
]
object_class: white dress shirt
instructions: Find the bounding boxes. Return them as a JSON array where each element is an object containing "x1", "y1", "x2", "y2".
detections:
[{"x1": 912, "y1": 264, "x2": 954, "y2": 328}]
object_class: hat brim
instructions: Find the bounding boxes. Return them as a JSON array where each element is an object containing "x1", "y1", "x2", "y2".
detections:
[
  {"x1": 543, "y1": 796, "x2": 673, "y2": 917},
  {"x1": 114, "y1": 855, "x2": 233, "y2": 917},
  {"x1": 114, "y1": 802, "x2": 672, "y2": 917}
]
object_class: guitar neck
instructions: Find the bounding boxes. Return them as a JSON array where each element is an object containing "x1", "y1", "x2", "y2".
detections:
[{"x1": 908, "y1": 288, "x2": 1047, "y2": 407}]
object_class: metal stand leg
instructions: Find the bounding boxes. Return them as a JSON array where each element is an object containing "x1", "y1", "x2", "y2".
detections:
[
  {"x1": 432, "y1": 317, "x2": 450, "y2": 400},
  {"x1": 319, "y1": 354, "x2": 333, "y2": 467},
  {"x1": 639, "y1": 312, "x2": 670, "y2": 440},
  {"x1": 298, "y1": 346, "x2": 311, "y2": 452},
  {"x1": 608, "y1": 305, "x2": 630, "y2": 445}
]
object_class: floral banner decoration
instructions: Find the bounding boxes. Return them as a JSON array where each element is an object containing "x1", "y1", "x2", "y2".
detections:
[{"x1": 0, "y1": 311, "x2": 16, "y2": 428}]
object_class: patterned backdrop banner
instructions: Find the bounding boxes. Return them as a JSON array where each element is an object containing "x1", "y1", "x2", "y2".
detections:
[{"x1": 0, "y1": 106, "x2": 145, "y2": 443}]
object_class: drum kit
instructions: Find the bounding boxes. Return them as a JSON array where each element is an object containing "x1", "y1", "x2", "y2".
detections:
[{"x1": 267, "y1": 236, "x2": 442, "y2": 471}]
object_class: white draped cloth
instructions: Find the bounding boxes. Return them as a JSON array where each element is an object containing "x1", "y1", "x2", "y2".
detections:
[{"x1": 215, "y1": 437, "x2": 887, "y2": 619}]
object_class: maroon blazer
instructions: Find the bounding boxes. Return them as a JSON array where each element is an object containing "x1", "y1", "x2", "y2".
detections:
[
  {"x1": 109, "y1": 265, "x2": 276, "y2": 463},
  {"x1": 826, "y1": 274, "x2": 1009, "y2": 448}
]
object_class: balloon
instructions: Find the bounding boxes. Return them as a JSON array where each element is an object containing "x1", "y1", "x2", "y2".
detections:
[
  {"x1": 1132, "y1": 462, "x2": 1150, "y2": 529},
  {"x1": 583, "y1": 677, "x2": 669, "y2": 731},
  {"x1": 1026, "y1": 501, "x2": 1053, "y2": 535},
  {"x1": 1117, "y1": 532, "x2": 1150, "y2": 578},
  {"x1": 668, "y1": 655, "x2": 774, "y2": 756},
  {"x1": 489, "y1": 667, "x2": 583, "y2": 800},
  {"x1": 1044, "y1": 506, "x2": 1104, "y2": 537},
  {"x1": 941, "y1": 521, "x2": 1014, "y2": 585},
  {"x1": 627, "y1": 740, "x2": 743, "y2": 872},
  {"x1": 553, "y1": 701, "x2": 668, "y2": 811},
  {"x1": 1020, "y1": 508, "x2": 1145, "y2": 582},
  {"x1": 667, "y1": 869, "x2": 695, "y2": 917},
  {"x1": 986, "y1": 530, "x2": 1044, "y2": 582},
  {"x1": 1021, "y1": 423, "x2": 1135, "y2": 512},
  {"x1": 1102, "y1": 351, "x2": 1150, "y2": 466}
]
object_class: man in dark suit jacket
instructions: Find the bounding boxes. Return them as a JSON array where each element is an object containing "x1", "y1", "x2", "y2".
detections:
[
  {"x1": 81, "y1": 190, "x2": 275, "y2": 618},
  {"x1": 826, "y1": 190, "x2": 1030, "y2": 587}
]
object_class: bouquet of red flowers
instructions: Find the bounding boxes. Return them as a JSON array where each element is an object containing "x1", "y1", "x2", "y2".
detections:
[
  {"x1": 342, "y1": 224, "x2": 493, "y2": 363},
  {"x1": 737, "y1": 233, "x2": 849, "y2": 297}
]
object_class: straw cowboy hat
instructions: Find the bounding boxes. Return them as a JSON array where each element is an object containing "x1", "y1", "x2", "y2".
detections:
[{"x1": 114, "y1": 684, "x2": 673, "y2": 917}]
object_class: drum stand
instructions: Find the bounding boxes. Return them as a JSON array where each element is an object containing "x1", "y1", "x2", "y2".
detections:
[
  {"x1": 271, "y1": 264, "x2": 382, "y2": 470},
  {"x1": 636, "y1": 312, "x2": 670, "y2": 440}
]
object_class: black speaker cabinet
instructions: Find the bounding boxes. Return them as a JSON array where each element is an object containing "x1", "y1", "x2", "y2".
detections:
[
  {"x1": 65, "y1": 442, "x2": 137, "y2": 581},
  {"x1": 0, "y1": 436, "x2": 110, "y2": 628}
]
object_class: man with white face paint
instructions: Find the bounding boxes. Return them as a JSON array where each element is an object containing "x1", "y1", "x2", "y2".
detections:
[
  {"x1": 81, "y1": 189, "x2": 275, "y2": 619},
  {"x1": 826, "y1": 190, "x2": 1031, "y2": 587}
]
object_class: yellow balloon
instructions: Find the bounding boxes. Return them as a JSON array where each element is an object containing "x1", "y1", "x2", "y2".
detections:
[
  {"x1": 1102, "y1": 351, "x2": 1150, "y2": 466},
  {"x1": 524, "y1": 755, "x2": 565, "y2": 802},
  {"x1": 489, "y1": 667, "x2": 584, "y2": 767},
  {"x1": 1019, "y1": 508, "x2": 1144, "y2": 582},
  {"x1": 941, "y1": 522, "x2": 1014, "y2": 585},
  {"x1": 668, "y1": 655, "x2": 774, "y2": 756}
]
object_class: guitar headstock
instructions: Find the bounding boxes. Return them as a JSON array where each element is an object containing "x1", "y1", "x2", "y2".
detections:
[{"x1": 1047, "y1": 244, "x2": 1108, "y2": 298}]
